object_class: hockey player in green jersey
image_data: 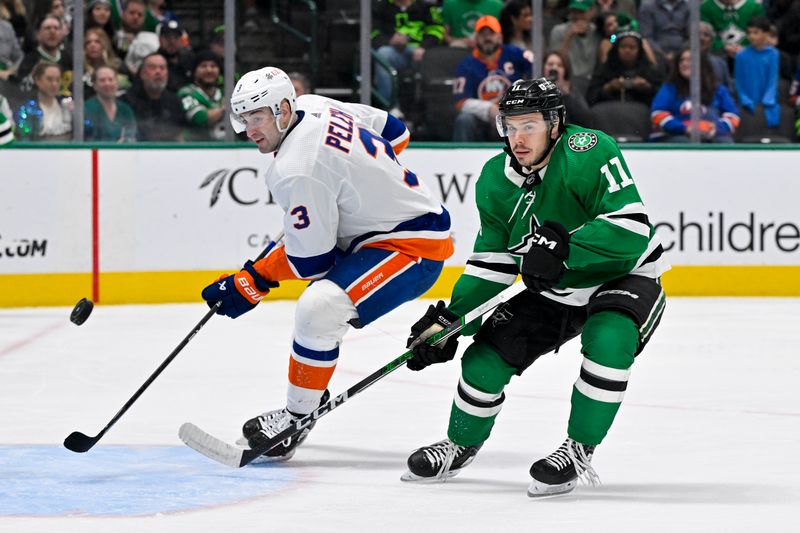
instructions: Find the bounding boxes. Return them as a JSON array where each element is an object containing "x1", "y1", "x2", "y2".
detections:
[{"x1": 401, "y1": 78, "x2": 669, "y2": 496}]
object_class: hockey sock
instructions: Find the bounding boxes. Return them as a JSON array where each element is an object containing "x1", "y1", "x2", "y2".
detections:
[
  {"x1": 568, "y1": 311, "x2": 637, "y2": 445},
  {"x1": 447, "y1": 341, "x2": 516, "y2": 447}
]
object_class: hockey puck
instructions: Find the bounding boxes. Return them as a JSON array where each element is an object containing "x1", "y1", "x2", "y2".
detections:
[{"x1": 70, "y1": 298, "x2": 94, "y2": 325}]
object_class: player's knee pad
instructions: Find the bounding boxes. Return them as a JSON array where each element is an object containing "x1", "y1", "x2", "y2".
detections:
[
  {"x1": 475, "y1": 291, "x2": 587, "y2": 374},
  {"x1": 461, "y1": 342, "x2": 517, "y2": 395},
  {"x1": 581, "y1": 311, "x2": 639, "y2": 369},
  {"x1": 587, "y1": 275, "x2": 666, "y2": 356},
  {"x1": 293, "y1": 280, "x2": 357, "y2": 350}
]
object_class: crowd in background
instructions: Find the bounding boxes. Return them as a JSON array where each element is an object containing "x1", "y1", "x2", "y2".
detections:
[{"x1": 1, "y1": 0, "x2": 799, "y2": 145}]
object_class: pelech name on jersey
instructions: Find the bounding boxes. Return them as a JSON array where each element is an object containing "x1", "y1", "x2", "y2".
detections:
[{"x1": 324, "y1": 107, "x2": 355, "y2": 154}]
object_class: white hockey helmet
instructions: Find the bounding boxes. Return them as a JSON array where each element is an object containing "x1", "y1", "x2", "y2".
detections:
[{"x1": 229, "y1": 66, "x2": 297, "y2": 134}]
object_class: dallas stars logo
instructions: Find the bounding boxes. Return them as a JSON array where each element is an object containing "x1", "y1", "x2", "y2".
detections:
[
  {"x1": 508, "y1": 215, "x2": 543, "y2": 257},
  {"x1": 567, "y1": 132, "x2": 598, "y2": 152}
]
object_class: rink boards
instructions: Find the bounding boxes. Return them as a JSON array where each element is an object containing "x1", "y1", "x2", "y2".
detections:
[{"x1": 1, "y1": 144, "x2": 798, "y2": 306}]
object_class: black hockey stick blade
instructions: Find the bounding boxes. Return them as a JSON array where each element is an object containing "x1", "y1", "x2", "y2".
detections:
[
  {"x1": 179, "y1": 282, "x2": 527, "y2": 468},
  {"x1": 64, "y1": 431, "x2": 101, "y2": 453}
]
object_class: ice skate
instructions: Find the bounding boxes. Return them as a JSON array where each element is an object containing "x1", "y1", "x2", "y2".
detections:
[
  {"x1": 527, "y1": 437, "x2": 600, "y2": 497},
  {"x1": 239, "y1": 390, "x2": 330, "y2": 462},
  {"x1": 401, "y1": 438, "x2": 482, "y2": 482}
]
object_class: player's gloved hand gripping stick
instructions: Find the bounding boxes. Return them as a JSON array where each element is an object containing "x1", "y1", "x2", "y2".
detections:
[
  {"x1": 63, "y1": 233, "x2": 284, "y2": 453},
  {"x1": 178, "y1": 280, "x2": 528, "y2": 468}
]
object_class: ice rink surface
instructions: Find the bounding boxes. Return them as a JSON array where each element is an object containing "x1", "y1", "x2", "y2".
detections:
[{"x1": 1, "y1": 297, "x2": 798, "y2": 533}]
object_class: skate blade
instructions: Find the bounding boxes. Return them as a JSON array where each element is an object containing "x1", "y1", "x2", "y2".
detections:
[
  {"x1": 526, "y1": 479, "x2": 577, "y2": 498},
  {"x1": 400, "y1": 469, "x2": 460, "y2": 483}
]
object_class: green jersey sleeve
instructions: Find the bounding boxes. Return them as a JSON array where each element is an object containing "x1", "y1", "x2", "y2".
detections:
[{"x1": 562, "y1": 135, "x2": 652, "y2": 288}]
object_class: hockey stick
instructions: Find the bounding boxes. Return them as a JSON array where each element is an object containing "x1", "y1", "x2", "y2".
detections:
[
  {"x1": 63, "y1": 232, "x2": 284, "y2": 453},
  {"x1": 178, "y1": 280, "x2": 528, "y2": 468}
]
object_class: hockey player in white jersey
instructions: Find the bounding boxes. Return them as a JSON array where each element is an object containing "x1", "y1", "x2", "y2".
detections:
[{"x1": 201, "y1": 67, "x2": 453, "y2": 462}]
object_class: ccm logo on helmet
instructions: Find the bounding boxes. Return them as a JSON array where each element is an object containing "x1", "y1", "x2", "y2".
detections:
[{"x1": 507, "y1": 99, "x2": 525, "y2": 104}]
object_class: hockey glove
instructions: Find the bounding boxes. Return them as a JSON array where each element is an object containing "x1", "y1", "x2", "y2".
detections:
[
  {"x1": 406, "y1": 301, "x2": 460, "y2": 371},
  {"x1": 201, "y1": 260, "x2": 279, "y2": 319},
  {"x1": 520, "y1": 220, "x2": 571, "y2": 293}
]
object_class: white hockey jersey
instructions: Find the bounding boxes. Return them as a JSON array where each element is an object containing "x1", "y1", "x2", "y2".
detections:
[{"x1": 253, "y1": 101, "x2": 452, "y2": 282}]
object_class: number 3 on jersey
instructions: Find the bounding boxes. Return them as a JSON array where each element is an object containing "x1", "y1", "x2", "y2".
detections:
[
  {"x1": 291, "y1": 205, "x2": 310, "y2": 229},
  {"x1": 358, "y1": 128, "x2": 419, "y2": 188}
]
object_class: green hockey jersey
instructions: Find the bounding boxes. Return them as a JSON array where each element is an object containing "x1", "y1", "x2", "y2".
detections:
[
  {"x1": 178, "y1": 83, "x2": 225, "y2": 141},
  {"x1": 449, "y1": 124, "x2": 669, "y2": 335},
  {"x1": 700, "y1": 0, "x2": 765, "y2": 50}
]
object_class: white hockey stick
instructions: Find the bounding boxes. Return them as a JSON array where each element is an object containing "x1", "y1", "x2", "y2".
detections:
[{"x1": 179, "y1": 281, "x2": 527, "y2": 468}]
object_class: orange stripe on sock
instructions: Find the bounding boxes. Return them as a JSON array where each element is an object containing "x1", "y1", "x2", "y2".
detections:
[
  {"x1": 346, "y1": 252, "x2": 415, "y2": 305},
  {"x1": 364, "y1": 236, "x2": 454, "y2": 261},
  {"x1": 289, "y1": 358, "x2": 336, "y2": 390}
]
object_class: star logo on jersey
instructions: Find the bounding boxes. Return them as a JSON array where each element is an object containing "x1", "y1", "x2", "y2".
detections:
[
  {"x1": 507, "y1": 214, "x2": 543, "y2": 257},
  {"x1": 567, "y1": 132, "x2": 598, "y2": 152}
]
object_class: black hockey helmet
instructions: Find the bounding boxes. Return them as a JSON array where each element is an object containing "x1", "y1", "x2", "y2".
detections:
[
  {"x1": 497, "y1": 77, "x2": 565, "y2": 136},
  {"x1": 497, "y1": 77, "x2": 567, "y2": 172}
]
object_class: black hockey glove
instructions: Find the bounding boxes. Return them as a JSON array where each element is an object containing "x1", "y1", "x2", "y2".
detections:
[
  {"x1": 520, "y1": 220, "x2": 571, "y2": 293},
  {"x1": 406, "y1": 301, "x2": 460, "y2": 371}
]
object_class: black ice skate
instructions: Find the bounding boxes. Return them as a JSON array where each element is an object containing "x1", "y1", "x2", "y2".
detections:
[
  {"x1": 240, "y1": 390, "x2": 330, "y2": 463},
  {"x1": 401, "y1": 438, "x2": 482, "y2": 482},
  {"x1": 527, "y1": 437, "x2": 600, "y2": 497}
]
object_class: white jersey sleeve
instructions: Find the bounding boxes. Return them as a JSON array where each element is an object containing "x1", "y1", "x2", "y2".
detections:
[{"x1": 297, "y1": 94, "x2": 410, "y2": 152}]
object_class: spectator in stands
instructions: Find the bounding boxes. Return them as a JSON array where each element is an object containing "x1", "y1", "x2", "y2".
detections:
[
  {"x1": 122, "y1": 52, "x2": 184, "y2": 141},
  {"x1": 0, "y1": 88, "x2": 13, "y2": 144},
  {"x1": 0, "y1": 0, "x2": 26, "y2": 43},
  {"x1": 17, "y1": 15, "x2": 72, "y2": 95},
  {"x1": 442, "y1": 0, "x2": 503, "y2": 48},
  {"x1": 146, "y1": 0, "x2": 179, "y2": 32},
  {"x1": 767, "y1": 24, "x2": 794, "y2": 84},
  {"x1": 595, "y1": 0, "x2": 637, "y2": 19},
  {"x1": 700, "y1": 0, "x2": 765, "y2": 60},
  {"x1": 0, "y1": 16, "x2": 22, "y2": 81},
  {"x1": 84, "y1": 64, "x2": 137, "y2": 141},
  {"x1": 650, "y1": 48, "x2": 739, "y2": 142},
  {"x1": 122, "y1": 29, "x2": 158, "y2": 77},
  {"x1": 735, "y1": 17, "x2": 780, "y2": 128},
  {"x1": 113, "y1": 0, "x2": 146, "y2": 57},
  {"x1": 83, "y1": 27, "x2": 125, "y2": 98},
  {"x1": 699, "y1": 20, "x2": 733, "y2": 94},
  {"x1": 371, "y1": 0, "x2": 444, "y2": 112},
  {"x1": 768, "y1": 0, "x2": 800, "y2": 58},
  {"x1": 596, "y1": 12, "x2": 618, "y2": 64},
  {"x1": 790, "y1": 65, "x2": 799, "y2": 108},
  {"x1": 86, "y1": 0, "x2": 114, "y2": 43},
  {"x1": 452, "y1": 15, "x2": 531, "y2": 141},
  {"x1": 543, "y1": 50, "x2": 593, "y2": 126},
  {"x1": 288, "y1": 71, "x2": 310, "y2": 96},
  {"x1": 179, "y1": 50, "x2": 224, "y2": 141},
  {"x1": 549, "y1": 0, "x2": 599, "y2": 84},
  {"x1": 587, "y1": 27, "x2": 663, "y2": 106},
  {"x1": 14, "y1": 61, "x2": 72, "y2": 141},
  {"x1": 157, "y1": 19, "x2": 193, "y2": 92},
  {"x1": 500, "y1": 0, "x2": 532, "y2": 52},
  {"x1": 638, "y1": 0, "x2": 689, "y2": 61}
]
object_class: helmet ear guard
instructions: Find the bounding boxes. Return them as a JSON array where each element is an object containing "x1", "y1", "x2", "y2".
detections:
[{"x1": 229, "y1": 66, "x2": 297, "y2": 134}]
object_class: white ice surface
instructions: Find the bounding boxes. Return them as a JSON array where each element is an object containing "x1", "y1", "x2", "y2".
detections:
[{"x1": 1, "y1": 297, "x2": 799, "y2": 532}]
